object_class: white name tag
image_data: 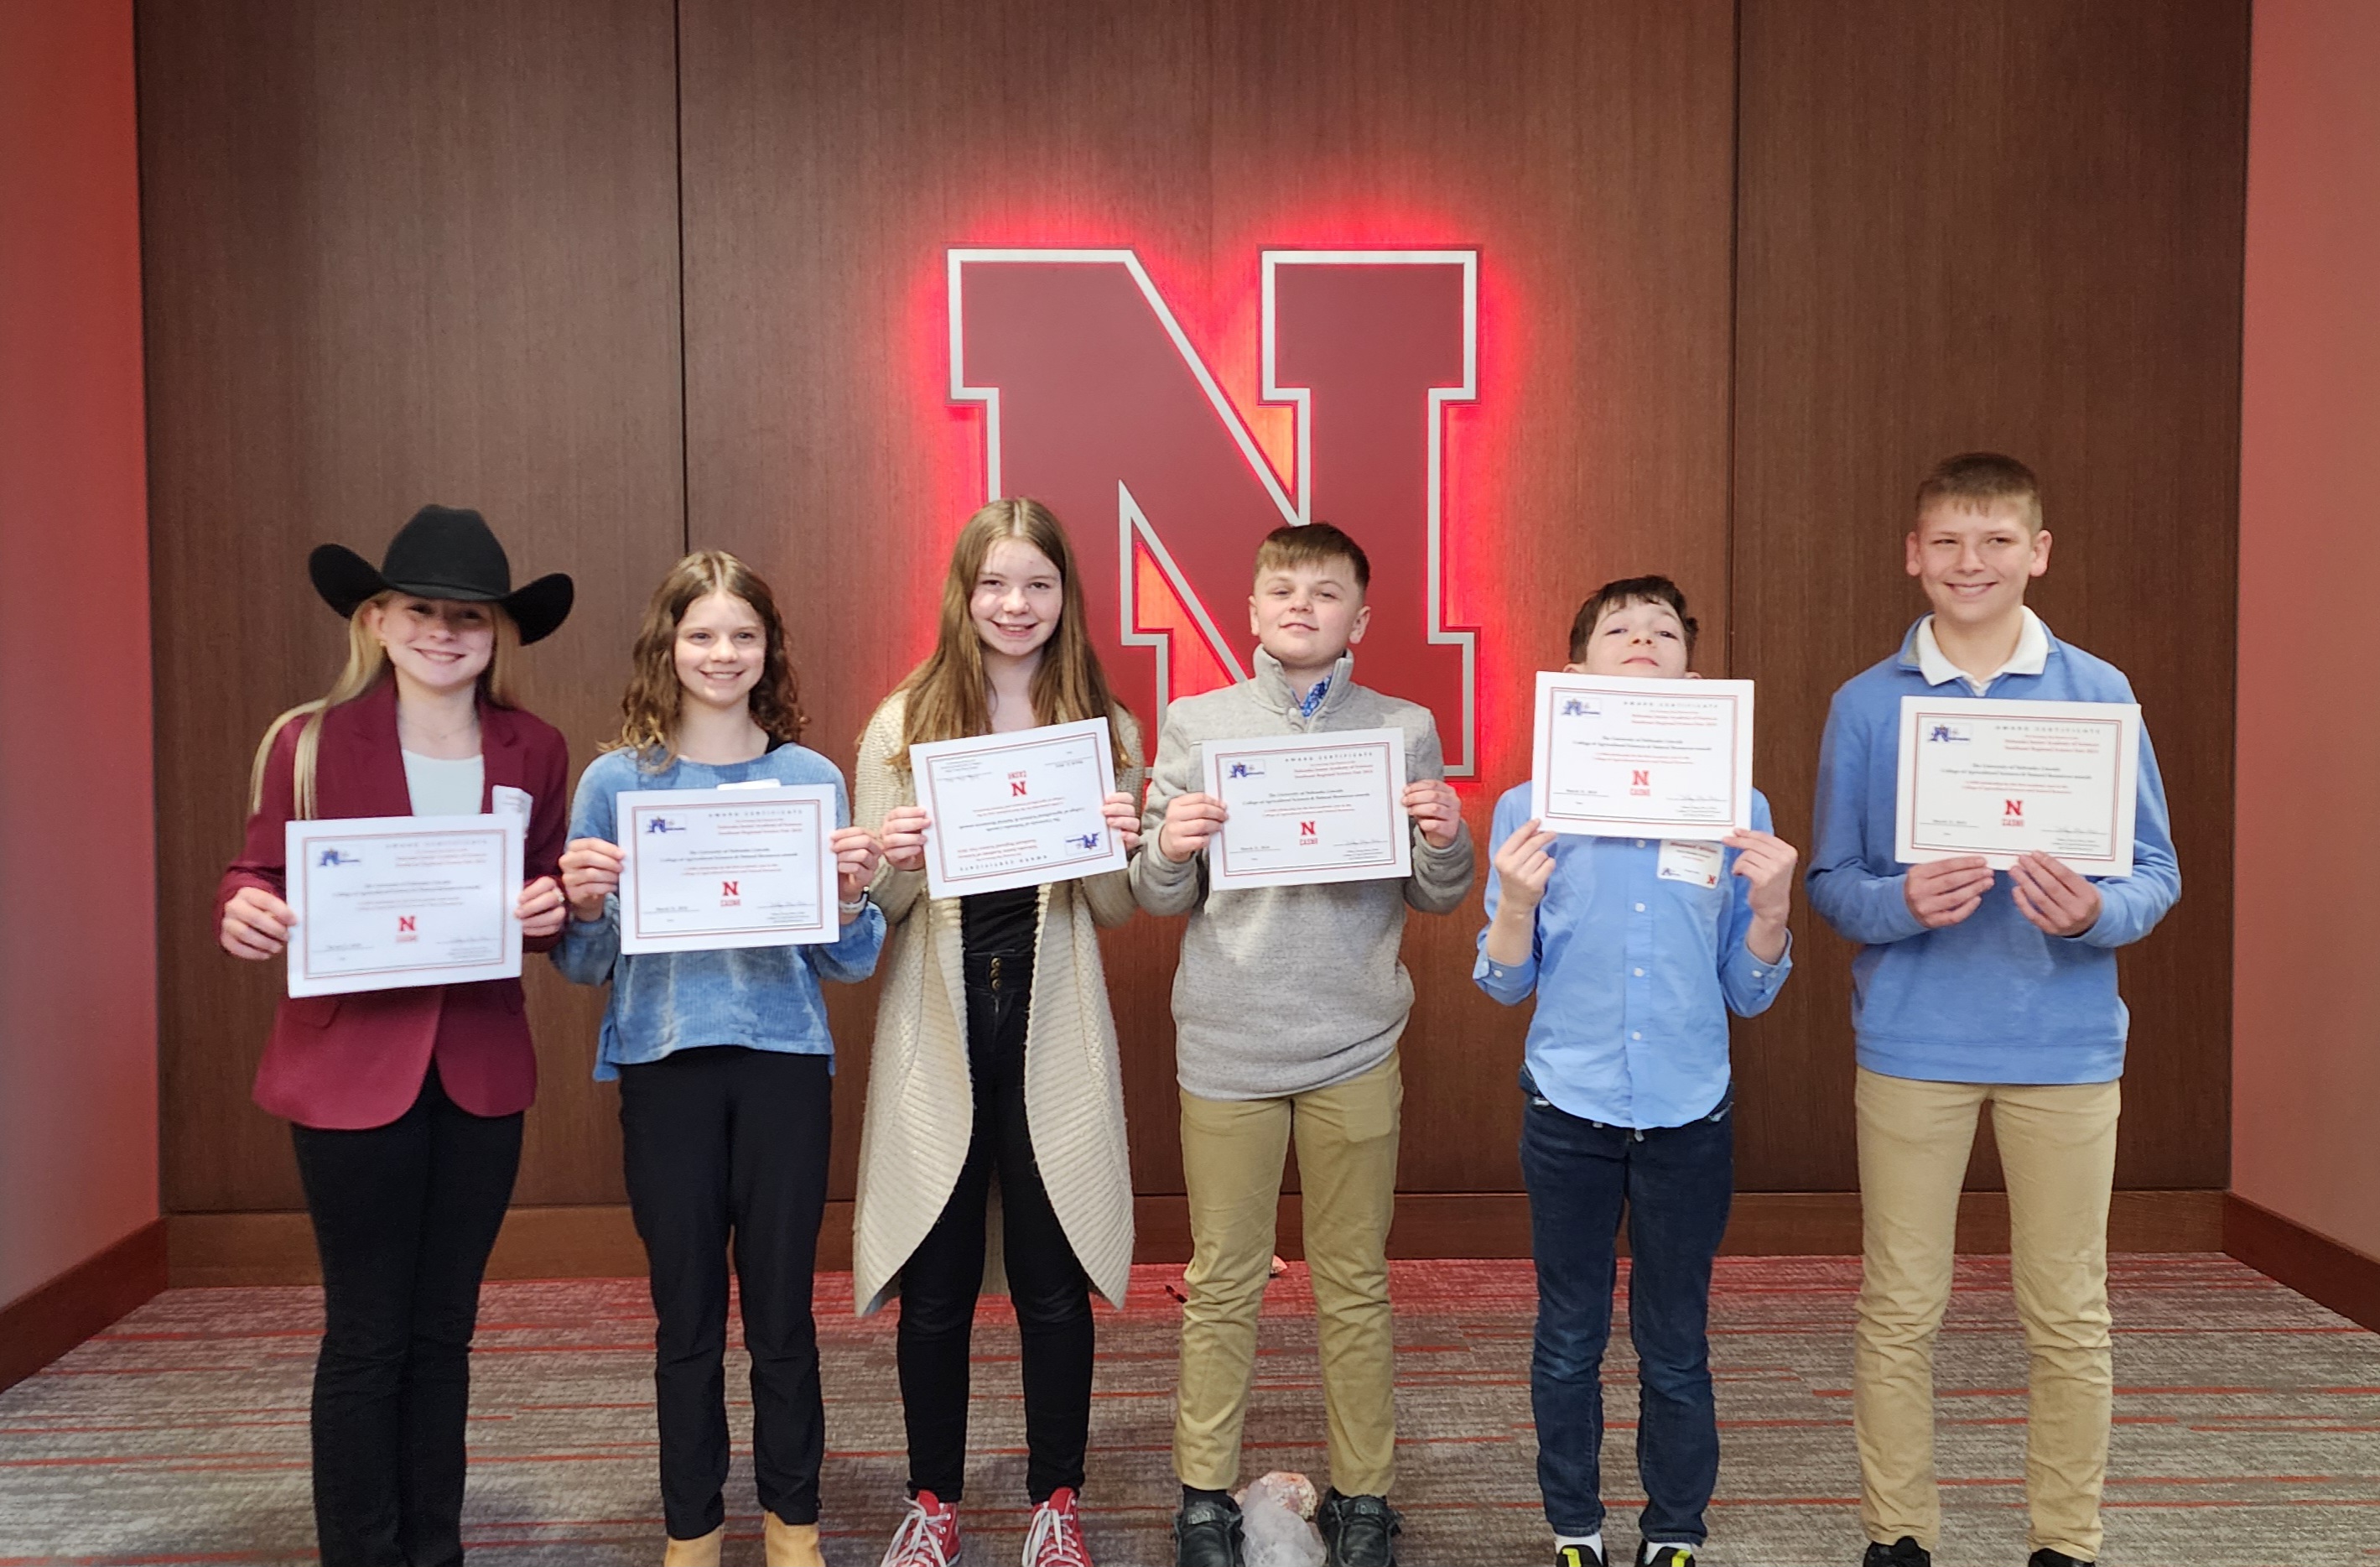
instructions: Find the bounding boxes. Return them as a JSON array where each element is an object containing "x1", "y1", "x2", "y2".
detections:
[
  {"x1": 1656, "y1": 839, "x2": 1724, "y2": 889},
  {"x1": 491, "y1": 785, "x2": 533, "y2": 825}
]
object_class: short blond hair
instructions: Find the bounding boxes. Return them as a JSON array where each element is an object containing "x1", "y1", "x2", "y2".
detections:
[{"x1": 1915, "y1": 451, "x2": 2044, "y2": 532}]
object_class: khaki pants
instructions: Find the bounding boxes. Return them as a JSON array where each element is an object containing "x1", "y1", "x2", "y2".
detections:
[
  {"x1": 1175, "y1": 1051, "x2": 1403, "y2": 1497},
  {"x1": 1853, "y1": 1066, "x2": 2120, "y2": 1560}
]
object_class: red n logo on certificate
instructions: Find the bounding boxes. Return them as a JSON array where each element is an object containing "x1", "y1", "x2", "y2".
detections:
[
  {"x1": 398, "y1": 916, "x2": 416, "y2": 933},
  {"x1": 948, "y1": 247, "x2": 1480, "y2": 773}
]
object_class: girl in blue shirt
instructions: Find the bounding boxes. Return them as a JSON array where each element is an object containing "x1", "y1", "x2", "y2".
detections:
[
  {"x1": 1475, "y1": 576, "x2": 1797, "y2": 1567},
  {"x1": 553, "y1": 551, "x2": 886, "y2": 1567}
]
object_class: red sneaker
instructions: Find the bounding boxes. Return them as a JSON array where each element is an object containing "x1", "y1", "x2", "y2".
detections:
[
  {"x1": 878, "y1": 1491, "x2": 962, "y2": 1567},
  {"x1": 1024, "y1": 1487, "x2": 1093, "y2": 1567}
]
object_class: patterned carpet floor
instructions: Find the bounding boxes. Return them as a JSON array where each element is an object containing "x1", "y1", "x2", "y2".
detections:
[{"x1": 1, "y1": 1255, "x2": 2375, "y2": 1565}]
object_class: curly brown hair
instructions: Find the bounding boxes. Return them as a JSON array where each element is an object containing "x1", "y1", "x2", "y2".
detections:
[{"x1": 608, "y1": 550, "x2": 806, "y2": 766}]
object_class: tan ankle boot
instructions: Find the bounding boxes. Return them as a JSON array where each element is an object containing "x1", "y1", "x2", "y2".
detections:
[
  {"x1": 662, "y1": 1524, "x2": 724, "y2": 1567},
  {"x1": 766, "y1": 1512, "x2": 827, "y2": 1567}
]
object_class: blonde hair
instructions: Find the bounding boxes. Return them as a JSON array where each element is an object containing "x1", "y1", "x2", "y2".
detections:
[
  {"x1": 247, "y1": 592, "x2": 522, "y2": 819},
  {"x1": 888, "y1": 497, "x2": 1130, "y2": 769},
  {"x1": 606, "y1": 550, "x2": 807, "y2": 767},
  {"x1": 1915, "y1": 451, "x2": 2045, "y2": 533}
]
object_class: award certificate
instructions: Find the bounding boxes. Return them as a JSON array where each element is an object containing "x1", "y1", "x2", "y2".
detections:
[
  {"x1": 911, "y1": 716, "x2": 1126, "y2": 898},
  {"x1": 616, "y1": 784, "x2": 840, "y2": 954},
  {"x1": 1530, "y1": 672, "x2": 1755, "y2": 837},
  {"x1": 1203, "y1": 728, "x2": 1412, "y2": 890},
  {"x1": 1895, "y1": 695, "x2": 2140, "y2": 875},
  {"x1": 285, "y1": 813, "x2": 523, "y2": 997}
]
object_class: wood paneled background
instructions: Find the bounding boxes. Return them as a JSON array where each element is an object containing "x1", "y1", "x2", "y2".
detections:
[{"x1": 138, "y1": 0, "x2": 2247, "y2": 1265}]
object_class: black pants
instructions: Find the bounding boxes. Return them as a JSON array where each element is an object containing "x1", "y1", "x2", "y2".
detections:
[
  {"x1": 290, "y1": 1064, "x2": 523, "y2": 1567},
  {"x1": 619, "y1": 1046, "x2": 833, "y2": 1539},
  {"x1": 896, "y1": 955, "x2": 1096, "y2": 1503}
]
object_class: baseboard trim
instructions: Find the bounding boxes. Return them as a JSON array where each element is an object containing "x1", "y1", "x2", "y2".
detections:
[
  {"x1": 0, "y1": 1220, "x2": 169, "y2": 1392},
  {"x1": 2224, "y1": 1192, "x2": 2380, "y2": 1333},
  {"x1": 167, "y1": 1189, "x2": 2225, "y2": 1287}
]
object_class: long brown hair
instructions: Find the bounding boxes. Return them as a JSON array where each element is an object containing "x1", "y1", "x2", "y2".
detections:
[
  {"x1": 248, "y1": 592, "x2": 523, "y2": 819},
  {"x1": 608, "y1": 550, "x2": 807, "y2": 766},
  {"x1": 890, "y1": 497, "x2": 1130, "y2": 768}
]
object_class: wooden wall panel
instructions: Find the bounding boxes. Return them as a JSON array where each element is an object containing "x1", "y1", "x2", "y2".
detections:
[
  {"x1": 1728, "y1": 0, "x2": 2249, "y2": 1190},
  {"x1": 138, "y1": 0, "x2": 686, "y2": 1212},
  {"x1": 675, "y1": 0, "x2": 1741, "y2": 1202}
]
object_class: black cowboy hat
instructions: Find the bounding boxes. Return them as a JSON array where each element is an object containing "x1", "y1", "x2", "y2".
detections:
[{"x1": 309, "y1": 505, "x2": 574, "y2": 644}]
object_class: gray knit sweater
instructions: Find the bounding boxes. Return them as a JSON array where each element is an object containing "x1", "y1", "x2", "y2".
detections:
[{"x1": 1133, "y1": 649, "x2": 1477, "y2": 1099}]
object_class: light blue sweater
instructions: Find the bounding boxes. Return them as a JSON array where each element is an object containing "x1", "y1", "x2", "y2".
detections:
[
  {"x1": 551, "y1": 744, "x2": 886, "y2": 1080},
  {"x1": 1806, "y1": 619, "x2": 2180, "y2": 1085}
]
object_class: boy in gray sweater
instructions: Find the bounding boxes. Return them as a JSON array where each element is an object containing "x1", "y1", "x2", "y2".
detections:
[{"x1": 1135, "y1": 523, "x2": 1476, "y2": 1567}]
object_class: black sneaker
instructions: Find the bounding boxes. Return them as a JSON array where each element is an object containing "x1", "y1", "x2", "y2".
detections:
[
  {"x1": 1863, "y1": 1541, "x2": 1931, "y2": 1567},
  {"x1": 1172, "y1": 1492, "x2": 1245, "y2": 1567},
  {"x1": 2028, "y1": 1554, "x2": 2093, "y2": 1567},
  {"x1": 1639, "y1": 1549, "x2": 1697, "y2": 1567},
  {"x1": 1317, "y1": 1489, "x2": 1400, "y2": 1567},
  {"x1": 1554, "y1": 1545, "x2": 1607, "y2": 1567}
]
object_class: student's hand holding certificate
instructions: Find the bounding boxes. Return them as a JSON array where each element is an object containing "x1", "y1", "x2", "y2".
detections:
[
  {"x1": 517, "y1": 876, "x2": 567, "y2": 940},
  {"x1": 1490, "y1": 820, "x2": 1561, "y2": 911},
  {"x1": 1101, "y1": 791, "x2": 1145, "y2": 855},
  {"x1": 1403, "y1": 779, "x2": 1463, "y2": 848},
  {"x1": 1903, "y1": 856, "x2": 1994, "y2": 929},
  {"x1": 1156, "y1": 791, "x2": 1228, "y2": 863},
  {"x1": 831, "y1": 826, "x2": 883, "y2": 916},
  {"x1": 561, "y1": 837, "x2": 625, "y2": 923},
  {"x1": 2008, "y1": 850, "x2": 2102, "y2": 936},
  {"x1": 879, "y1": 805, "x2": 931, "y2": 873},
  {"x1": 221, "y1": 885, "x2": 299, "y2": 960}
]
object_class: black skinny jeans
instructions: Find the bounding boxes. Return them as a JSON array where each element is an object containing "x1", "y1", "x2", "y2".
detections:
[
  {"x1": 896, "y1": 953, "x2": 1097, "y2": 1503},
  {"x1": 619, "y1": 1046, "x2": 834, "y2": 1540},
  {"x1": 289, "y1": 1065, "x2": 522, "y2": 1567}
]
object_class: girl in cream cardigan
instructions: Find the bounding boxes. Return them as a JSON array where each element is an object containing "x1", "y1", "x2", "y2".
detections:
[{"x1": 854, "y1": 498, "x2": 1145, "y2": 1567}]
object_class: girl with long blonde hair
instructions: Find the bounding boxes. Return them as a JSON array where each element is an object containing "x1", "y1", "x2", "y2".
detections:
[
  {"x1": 553, "y1": 550, "x2": 885, "y2": 1567},
  {"x1": 214, "y1": 506, "x2": 574, "y2": 1567},
  {"x1": 854, "y1": 498, "x2": 1145, "y2": 1567}
]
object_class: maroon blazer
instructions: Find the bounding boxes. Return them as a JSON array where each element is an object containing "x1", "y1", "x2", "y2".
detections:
[{"x1": 216, "y1": 678, "x2": 569, "y2": 1130}]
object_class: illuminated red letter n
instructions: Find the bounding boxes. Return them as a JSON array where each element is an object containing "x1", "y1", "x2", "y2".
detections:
[{"x1": 949, "y1": 248, "x2": 1479, "y2": 773}]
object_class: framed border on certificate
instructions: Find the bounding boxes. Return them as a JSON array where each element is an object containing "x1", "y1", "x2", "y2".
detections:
[
  {"x1": 616, "y1": 784, "x2": 840, "y2": 954},
  {"x1": 911, "y1": 716, "x2": 1126, "y2": 898},
  {"x1": 285, "y1": 813, "x2": 524, "y2": 997},
  {"x1": 1529, "y1": 672, "x2": 1755, "y2": 837},
  {"x1": 1203, "y1": 728, "x2": 1413, "y2": 891},
  {"x1": 1894, "y1": 695, "x2": 2141, "y2": 875}
]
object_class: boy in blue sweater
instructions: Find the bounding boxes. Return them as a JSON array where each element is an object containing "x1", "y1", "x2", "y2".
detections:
[
  {"x1": 1477, "y1": 576, "x2": 1799, "y2": 1567},
  {"x1": 1806, "y1": 455, "x2": 2180, "y2": 1567}
]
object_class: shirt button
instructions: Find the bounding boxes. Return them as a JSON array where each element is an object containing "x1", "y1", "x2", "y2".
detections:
[
  {"x1": 1631, "y1": 1030, "x2": 1643, "y2": 1041},
  {"x1": 1635, "y1": 839, "x2": 1646, "y2": 848},
  {"x1": 1634, "y1": 902, "x2": 1646, "y2": 913},
  {"x1": 1633, "y1": 967, "x2": 1645, "y2": 977}
]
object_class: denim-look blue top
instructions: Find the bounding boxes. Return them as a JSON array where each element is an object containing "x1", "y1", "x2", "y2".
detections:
[{"x1": 551, "y1": 744, "x2": 885, "y2": 1080}]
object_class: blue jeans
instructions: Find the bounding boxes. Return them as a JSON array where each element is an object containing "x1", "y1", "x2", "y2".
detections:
[{"x1": 1520, "y1": 1076, "x2": 1733, "y2": 1543}]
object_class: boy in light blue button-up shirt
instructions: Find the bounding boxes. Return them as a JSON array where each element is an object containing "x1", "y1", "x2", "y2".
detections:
[{"x1": 1475, "y1": 576, "x2": 1798, "y2": 1567}]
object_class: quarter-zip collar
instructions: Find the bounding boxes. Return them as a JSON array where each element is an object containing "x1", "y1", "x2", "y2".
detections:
[{"x1": 1251, "y1": 647, "x2": 1356, "y2": 726}]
